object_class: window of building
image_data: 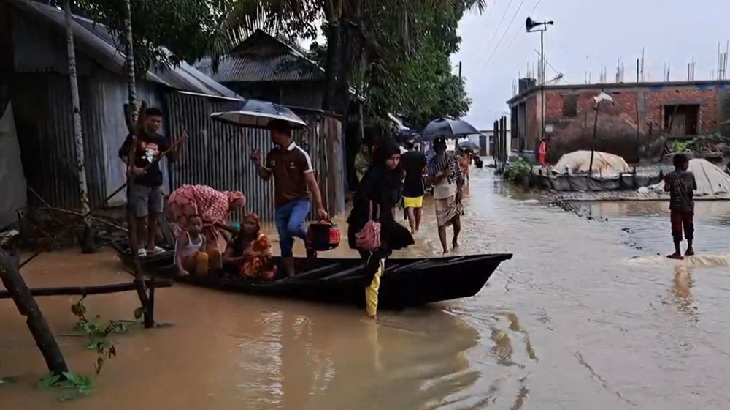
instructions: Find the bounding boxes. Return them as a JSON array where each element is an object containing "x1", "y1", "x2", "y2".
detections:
[
  {"x1": 663, "y1": 104, "x2": 699, "y2": 136},
  {"x1": 562, "y1": 94, "x2": 578, "y2": 117}
]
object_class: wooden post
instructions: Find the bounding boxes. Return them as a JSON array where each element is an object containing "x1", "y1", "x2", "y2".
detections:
[
  {"x1": 0, "y1": 250, "x2": 68, "y2": 374},
  {"x1": 144, "y1": 274, "x2": 156, "y2": 328}
]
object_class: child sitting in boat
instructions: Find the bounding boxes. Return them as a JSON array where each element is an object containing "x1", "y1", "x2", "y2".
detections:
[
  {"x1": 174, "y1": 214, "x2": 209, "y2": 277},
  {"x1": 224, "y1": 214, "x2": 277, "y2": 280}
]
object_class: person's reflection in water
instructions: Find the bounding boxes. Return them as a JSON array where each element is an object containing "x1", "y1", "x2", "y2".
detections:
[
  {"x1": 280, "y1": 311, "x2": 315, "y2": 409},
  {"x1": 365, "y1": 320, "x2": 383, "y2": 372},
  {"x1": 673, "y1": 264, "x2": 698, "y2": 318}
]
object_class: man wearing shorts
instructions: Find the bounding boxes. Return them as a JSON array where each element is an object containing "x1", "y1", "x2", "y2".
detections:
[
  {"x1": 400, "y1": 138, "x2": 427, "y2": 233},
  {"x1": 118, "y1": 107, "x2": 184, "y2": 257},
  {"x1": 664, "y1": 153, "x2": 697, "y2": 259},
  {"x1": 251, "y1": 120, "x2": 328, "y2": 277}
]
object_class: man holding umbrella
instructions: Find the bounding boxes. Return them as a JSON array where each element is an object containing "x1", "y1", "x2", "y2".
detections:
[{"x1": 250, "y1": 120, "x2": 329, "y2": 277}]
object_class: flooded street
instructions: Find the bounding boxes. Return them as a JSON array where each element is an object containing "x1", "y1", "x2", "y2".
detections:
[{"x1": 0, "y1": 166, "x2": 729, "y2": 409}]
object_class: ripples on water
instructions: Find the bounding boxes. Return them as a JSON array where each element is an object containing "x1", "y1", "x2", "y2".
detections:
[{"x1": 0, "y1": 167, "x2": 729, "y2": 410}]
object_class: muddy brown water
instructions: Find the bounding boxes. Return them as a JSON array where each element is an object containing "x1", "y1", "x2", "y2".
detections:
[{"x1": 0, "y1": 167, "x2": 729, "y2": 409}]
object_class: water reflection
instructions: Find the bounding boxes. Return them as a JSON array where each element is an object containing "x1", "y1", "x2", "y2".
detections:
[{"x1": 672, "y1": 265, "x2": 697, "y2": 319}]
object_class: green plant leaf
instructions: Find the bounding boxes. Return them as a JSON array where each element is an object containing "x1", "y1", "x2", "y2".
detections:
[{"x1": 38, "y1": 372, "x2": 62, "y2": 388}]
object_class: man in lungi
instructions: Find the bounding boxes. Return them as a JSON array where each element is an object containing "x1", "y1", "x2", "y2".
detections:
[{"x1": 427, "y1": 136, "x2": 464, "y2": 254}]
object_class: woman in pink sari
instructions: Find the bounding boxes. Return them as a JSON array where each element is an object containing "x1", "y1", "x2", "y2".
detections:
[{"x1": 167, "y1": 185, "x2": 245, "y2": 261}]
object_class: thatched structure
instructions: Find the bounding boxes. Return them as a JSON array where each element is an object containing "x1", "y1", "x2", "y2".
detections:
[{"x1": 549, "y1": 100, "x2": 648, "y2": 163}]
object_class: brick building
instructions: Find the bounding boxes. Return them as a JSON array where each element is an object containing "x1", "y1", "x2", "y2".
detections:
[{"x1": 507, "y1": 79, "x2": 730, "y2": 153}]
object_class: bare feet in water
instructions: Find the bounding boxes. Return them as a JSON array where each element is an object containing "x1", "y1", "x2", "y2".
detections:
[
  {"x1": 666, "y1": 252, "x2": 684, "y2": 260},
  {"x1": 684, "y1": 248, "x2": 695, "y2": 256}
]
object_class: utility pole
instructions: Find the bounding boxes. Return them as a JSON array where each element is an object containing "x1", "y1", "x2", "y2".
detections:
[{"x1": 525, "y1": 17, "x2": 553, "y2": 147}]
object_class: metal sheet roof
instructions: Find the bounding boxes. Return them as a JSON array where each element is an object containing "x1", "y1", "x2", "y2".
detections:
[
  {"x1": 195, "y1": 54, "x2": 323, "y2": 83},
  {"x1": 8, "y1": 0, "x2": 241, "y2": 99}
]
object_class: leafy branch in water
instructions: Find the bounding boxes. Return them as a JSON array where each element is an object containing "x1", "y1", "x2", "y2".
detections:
[
  {"x1": 70, "y1": 296, "x2": 144, "y2": 375},
  {"x1": 33, "y1": 297, "x2": 144, "y2": 401}
]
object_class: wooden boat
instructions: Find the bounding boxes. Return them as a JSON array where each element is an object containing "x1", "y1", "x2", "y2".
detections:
[{"x1": 108, "y1": 239, "x2": 512, "y2": 309}]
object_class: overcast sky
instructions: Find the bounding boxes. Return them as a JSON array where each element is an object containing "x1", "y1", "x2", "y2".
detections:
[{"x1": 452, "y1": 0, "x2": 731, "y2": 129}]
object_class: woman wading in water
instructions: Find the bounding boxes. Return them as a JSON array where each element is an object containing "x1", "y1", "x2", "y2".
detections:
[{"x1": 347, "y1": 141, "x2": 414, "y2": 318}]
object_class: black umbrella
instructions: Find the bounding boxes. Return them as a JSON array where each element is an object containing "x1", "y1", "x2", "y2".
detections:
[
  {"x1": 457, "y1": 141, "x2": 480, "y2": 151},
  {"x1": 419, "y1": 117, "x2": 480, "y2": 142}
]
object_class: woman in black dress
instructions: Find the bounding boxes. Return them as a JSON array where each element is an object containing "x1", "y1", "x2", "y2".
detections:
[{"x1": 347, "y1": 140, "x2": 415, "y2": 318}]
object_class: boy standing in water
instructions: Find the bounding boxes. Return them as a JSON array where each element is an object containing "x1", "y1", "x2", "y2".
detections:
[{"x1": 664, "y1": 153, "x2": 697, "y2": 259}]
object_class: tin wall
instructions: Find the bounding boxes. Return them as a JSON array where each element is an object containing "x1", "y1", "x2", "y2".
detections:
[
  {"x1": 166, "y1": 93, "x2": 345, "y2": 223},
  {"x1": 10, "y1": 71, "x2": 167, "y2": 210},
  {"x1": 88, "y1": 71, "x2": 168, "y2": 206}
]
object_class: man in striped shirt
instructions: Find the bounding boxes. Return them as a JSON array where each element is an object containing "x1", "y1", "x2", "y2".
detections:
[{"x1": 427, "y1": 136, "x2": 464, "y2": 254}]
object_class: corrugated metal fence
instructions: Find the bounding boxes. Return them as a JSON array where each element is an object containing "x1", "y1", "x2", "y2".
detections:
[
  {"x1": 10, "y1": 72, "x2": 168, "y2": 210},
  {"x1": 165, "y1": 93, "x2": 345, "y2": 223},
  {"x1": 11, "y1": 72, "x2": 107, "y2": 209}
]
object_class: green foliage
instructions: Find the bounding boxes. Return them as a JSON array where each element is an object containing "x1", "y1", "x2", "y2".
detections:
[
  {"x1": 54, "y1": 0, "x2": 233, "y2": 74},
  {"x1": 38, "y1": 371, "x2": 94, "y2": 402},
  {"x1": 672, "y1": 140, "x2": 692, "y2": 153},
  {"x1": 30, "y1": 296, "x2": 143, "y2": 401},
  {"x1": 505, "y1": 159, "x2": 532, "y2": 183},
  {"x1": 298, "y1": 0, "x2": 478, "y2": 126},
  {"x1": 71, "y1": 296, "x2": 142, "y2": 375},
  {"x1": 361, "y1": 0, "x2": 475, "y2": 128}
]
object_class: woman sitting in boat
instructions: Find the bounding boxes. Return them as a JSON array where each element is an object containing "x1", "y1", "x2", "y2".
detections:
[
  {"x1": 223, "y1": 213, "x2": 277, "y2": 280},
  {"x1": 174, "y1": 214, "x2": 209, "y2": 276},
  {"x1": 168, "y1": 184, "x2": 245, "y2": 260},
  {"x1": 347, "y1": 140, "x2": 415, "y2": 319}
]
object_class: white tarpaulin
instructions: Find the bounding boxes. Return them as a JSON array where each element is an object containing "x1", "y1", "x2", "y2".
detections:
[
  {"x1": 552, "y1": 150, "x2": 631, "y2": 178},
  {"x1": 646, "y1": 158, "x2": 730, "y2": 196},
  {"x1": 0, "y1": 102, "x2": 27, "y2": 228}
]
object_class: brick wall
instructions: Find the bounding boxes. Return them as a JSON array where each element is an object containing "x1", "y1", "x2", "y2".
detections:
[{"x1": 542, "y1": 85, "x2": 725, "y2": 135}]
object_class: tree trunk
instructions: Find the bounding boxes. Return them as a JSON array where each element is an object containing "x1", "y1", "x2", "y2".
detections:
[
  {"x1": 322, "y1": 13, "x2": 341, "y2": 112},
  {"x1": 124, "y1": 0, "x2": 137, "y2": 111},
  {"x1": 63, "y1": 1, "x2": 90, "y2": 217},
  {"x1": 121, "y1": 0, "x2": 150, "y2": 321},
  {"x1": 0, "y1": 250, "x2": 68, "y2": 375}
]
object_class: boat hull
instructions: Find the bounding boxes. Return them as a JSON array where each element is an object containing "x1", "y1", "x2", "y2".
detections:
[{"x1": 108, "y1": 240, "x2": 512, "y2": 309}]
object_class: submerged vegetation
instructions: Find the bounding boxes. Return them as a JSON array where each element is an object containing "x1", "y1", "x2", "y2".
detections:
[
  {"x1": 505, "y1": 159, "x2": 533, "y2": 185},
  {"x1": 10, "y1": 296, "x2": 144, "y2": 402}
]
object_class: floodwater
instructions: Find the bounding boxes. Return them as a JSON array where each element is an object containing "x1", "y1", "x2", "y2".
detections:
[{"x1": 0, "y1": 166, "x2": 730, "y2": 409}]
